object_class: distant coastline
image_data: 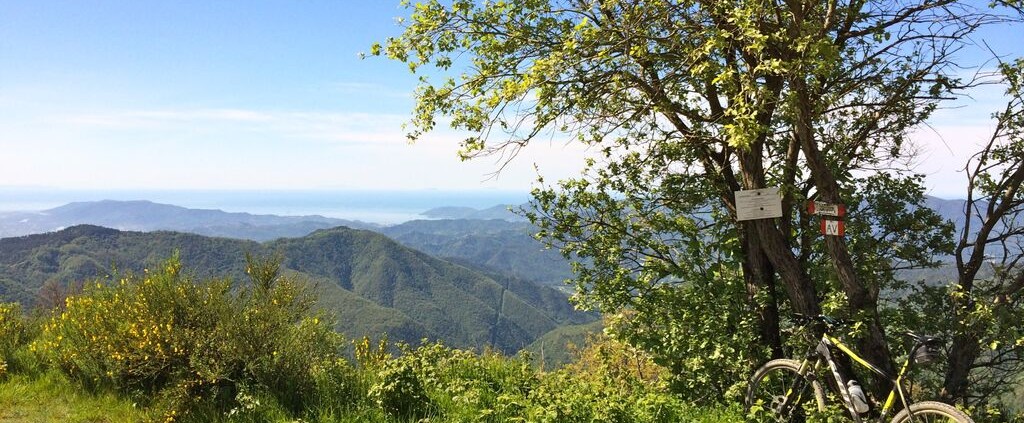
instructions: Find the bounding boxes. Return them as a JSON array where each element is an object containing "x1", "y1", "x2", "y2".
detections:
[{"x1": 0, "y1": 188, "x2": 531, "y2": 225}]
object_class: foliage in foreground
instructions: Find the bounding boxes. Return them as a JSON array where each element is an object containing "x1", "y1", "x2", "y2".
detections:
[
  {"x1": 373, "y1": 0, "x2": 1024, "y2": 411},
  {"x1": 10, "y1": 255, "x2": 1017, "y2": 421},
  {"x1": 31, "y1": 254, "x2": 342, "y2": 421},
  {"x1": 0, "y1": 301, "x2": 25, "y2": 378},
  {"x1": 3, "y1": 256, "x2": 742, "y2": 422}
]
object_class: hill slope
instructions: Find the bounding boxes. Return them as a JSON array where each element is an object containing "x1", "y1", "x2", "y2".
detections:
[
  {"x1": 380, "y1": 219, "x2": 574, "y2": 287},
  {"x1": 0, "y1": 225, "x2": 593, "y2": 353}
]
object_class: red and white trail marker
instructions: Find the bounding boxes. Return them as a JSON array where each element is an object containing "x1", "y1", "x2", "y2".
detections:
[
  {"x1": 807, "y1": 201, "x2": 846, "y2": 217},
  {"x1": 821, "y1": 219, "x2": 845, "y2": 236}
]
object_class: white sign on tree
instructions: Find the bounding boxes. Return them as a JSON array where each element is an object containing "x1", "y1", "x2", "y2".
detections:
[
  {"x1": 821, "y1": 219, "x2": 846, "y2": 236},
  {"x1": 735, "y1": 187, "x2": 783, "y2": 221}
]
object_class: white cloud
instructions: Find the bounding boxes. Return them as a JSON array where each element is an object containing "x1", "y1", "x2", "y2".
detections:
[
  {"x1": 2, "y1": 106, "x2": 591, "y2": 191},
  {"x1": 60, "y1": 108, "x2": 411, "y2": 146},
  {"x1": 909, "y1": 121, "x2": 1001, "y2": 199}
]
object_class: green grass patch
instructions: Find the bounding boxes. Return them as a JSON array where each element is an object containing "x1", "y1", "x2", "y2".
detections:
[{"x1": 0, "y1": 370, "x2": 150, "y2": 423}]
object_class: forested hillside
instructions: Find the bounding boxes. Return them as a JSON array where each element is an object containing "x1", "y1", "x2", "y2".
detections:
[
  {"x1": 0, "y1": 225, "x2": 594, "y2": 354},
  {"x1": 381, "y1": 219, "x2": 574, "y2": 287},
  {"x1": 0, "y1": 197, "x2": 982, "y2": 293}
]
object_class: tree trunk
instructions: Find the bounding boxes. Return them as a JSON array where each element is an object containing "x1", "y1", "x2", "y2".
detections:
[
  {"x1": 733, "y1": 134, "x2": 786, "y2": 359},
  {"x1": 942, "y1": 334, "x2": 980, "y2": 404},
  {"x1": 751, "y1": 220, "x2": 822, "y2": 316},
  {"x1": 741, "y1": 223, "x2": 784, "y2": 359},
  {"x1": 791, "y1": 77, "x2": 896, "y2": 395},
  {"x1": 943, "y1": 161, "x2": 1024, "y2": 403}
]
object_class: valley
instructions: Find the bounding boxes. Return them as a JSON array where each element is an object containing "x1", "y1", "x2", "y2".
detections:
[{"x1": 0, "y1": 218, "x2": 595, "y2": 355}]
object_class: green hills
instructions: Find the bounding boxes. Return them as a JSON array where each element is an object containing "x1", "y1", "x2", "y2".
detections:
[
  {"x1": 0, "y1": 200, "x2": 576, "y2": 287},
  {"x1": 0, "y1": 224, "x2": 594, "y2": 354},
  {"x1": 380, "y1": 219, "x2": 574, "y2": 288}
]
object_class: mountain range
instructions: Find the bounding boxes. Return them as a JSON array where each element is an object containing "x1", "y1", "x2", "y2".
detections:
[
  {"x1": 0, "y1": 200, "x2": 378, "y2": 241},
  {"x1": 420, "y1": 205, "x2": 527, "y2": 221},
  {"x1": 379, "y1": 219, "x2": 574, "y2": 288},
  {"x1": 0, "y1": 200, "x2": 575, "y2": 287},
  {"x1": 0, "y1": 224, "x2": 594, "y2": 354},
  {"x1": 0, "y1": 196, "x2": 987, "y2": 358}
]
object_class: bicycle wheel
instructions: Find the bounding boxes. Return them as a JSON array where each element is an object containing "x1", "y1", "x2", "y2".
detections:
[
  {"x1": 745, "y1": 359, "x2": 826, "y2": 422},
  {"x1": 890, "y1": 401, "x2": 974, "y2": 423}
]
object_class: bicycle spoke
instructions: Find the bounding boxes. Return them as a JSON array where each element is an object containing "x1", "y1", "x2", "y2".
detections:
[{"x1": 746, "y1": 359, "x2": 824, "y2": 422}]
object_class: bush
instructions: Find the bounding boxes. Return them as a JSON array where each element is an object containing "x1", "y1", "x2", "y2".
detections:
[
  {"x1": 352, "y1": 337, "x2": 718, "y2": 423},
  {"x1": 524, "y1": 335, "x2": 701, "y2": 423},
  {"x1": 369, "y1": 354, "x2": 434, "y2": 420},
  {"x1": 406, "y1": 343, "x2": 535, "y2": 422},
  {"x1": 308, "y1": 357, "x2": 361, "y2": 417},
  {"x1": 0, "y1": 302, "x2": 27, "y2": 379},
  {"x1": 32, "y1": 254, "x2": 342, "y2": 420},
  {"x1": 16, "y1": 254, "x2": 749, "y2": 421},
  {"x1": 606, "y1": 275, "x2": 764, "y2": 404}
]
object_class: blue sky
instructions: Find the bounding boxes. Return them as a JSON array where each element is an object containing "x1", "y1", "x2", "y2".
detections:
[
  {"x1": 0, "y1": 1, "x2": 589, "y2": 192},
  {"x1": 0, "y1": 1, "x2": 1020, "y2": 197}
]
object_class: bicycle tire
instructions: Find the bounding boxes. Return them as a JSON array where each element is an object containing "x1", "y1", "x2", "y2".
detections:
[
  {"x1": 745, "y1": 358, "x2": 826, "y2": 422},
  {"x1": 889, "y1": 401, "x2": 974, "y2": 423}
]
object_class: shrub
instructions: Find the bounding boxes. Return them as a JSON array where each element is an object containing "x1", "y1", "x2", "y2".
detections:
[
  {"x1": 406, "y1": 343, "x2": 535, "y2": 422},
  {"x1": 32, "y1": 254, "x2": 342, "y2": 419},
  {"x1": 353, "y1": 338, "x2": 706, "y2": 423},
  {"x1": 17, "y1": 254, "x2": 751, "y2": 421},
  {"x1": 33, "y1": 258, "x2": 224, "y2": 394},
  {"x1": 606, "y1": 276, "x2": 763, "y2": 404},
  {"x1": 0, "y1": 302, "x2": 27, "y2": 379},
  {"x1": 369, "y1": 355, "x2": 434, "y2": 420},
  {"x1": 524, "y1": 335, "x2": 698, "y2": 423}
]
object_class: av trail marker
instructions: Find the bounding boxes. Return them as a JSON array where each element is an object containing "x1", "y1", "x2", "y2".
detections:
[
  {"x1": 821, "y1": 219, "x2": 846, "y2": 236},
  {"x1": 807, "y1": 200, "x2": 847, "y2": 237}
]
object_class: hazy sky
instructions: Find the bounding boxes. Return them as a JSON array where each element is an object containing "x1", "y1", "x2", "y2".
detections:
[{"x1": 1, "y1": 1, "x2": 1020, "y2": 197}]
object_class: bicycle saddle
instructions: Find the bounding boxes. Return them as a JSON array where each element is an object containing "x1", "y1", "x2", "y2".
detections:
[{"x1": 904, "y1": 332, "x2": 945, "y2": 365}]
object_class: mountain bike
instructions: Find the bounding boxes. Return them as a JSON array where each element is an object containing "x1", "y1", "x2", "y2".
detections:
[{"x1": 744, "y1": 313, "x2": 973, "y2": 422}]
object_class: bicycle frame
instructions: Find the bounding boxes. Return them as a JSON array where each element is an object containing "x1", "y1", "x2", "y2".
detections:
[{"x1": 794, "y1": 333, "x2": 923, "y2": 423}]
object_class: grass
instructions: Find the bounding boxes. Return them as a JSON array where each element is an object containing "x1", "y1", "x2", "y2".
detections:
[
  {"x1": 0, "y1": 371, "x2": 150, "y2": 423},
  {"x1": 0, "y1": 259, "x2": 752, "y2": 423},
  {"x1": 0, "y1": 369, "x2": 747, "y2": 423}
]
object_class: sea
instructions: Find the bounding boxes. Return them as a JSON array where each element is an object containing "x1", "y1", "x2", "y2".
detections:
[{"x1": 0, "y1": 188, "x2": 532, "y2": 225}]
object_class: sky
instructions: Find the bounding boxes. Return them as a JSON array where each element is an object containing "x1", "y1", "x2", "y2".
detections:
[
  {"x1": 0, "y1": 1, "x2": 590, "y2": 193},
  {"x1": 0, "y1": 1, "x2": 1021, "y2": 198}
]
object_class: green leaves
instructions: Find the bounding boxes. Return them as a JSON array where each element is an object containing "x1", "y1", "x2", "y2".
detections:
[
  {"x1": 376, "y1": 0, "x2": 1024, "y2": 408},
  {"x1": 34, "y1": 255, "x2": 341, "y2": 417}
]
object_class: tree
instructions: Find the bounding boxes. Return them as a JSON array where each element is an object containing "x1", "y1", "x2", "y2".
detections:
[
  {"x1": 943, "y1": 58, "x2": 1024, "y2": 407},
  {"x1": 375, "y1": 0, "x2": 1019, "y2": 402}
]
